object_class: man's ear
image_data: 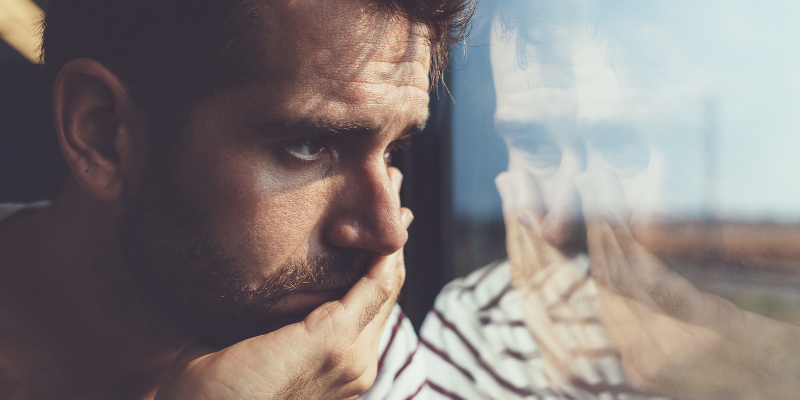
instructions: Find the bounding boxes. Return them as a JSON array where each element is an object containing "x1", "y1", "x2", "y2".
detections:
[{"x1": 53, "y1": 58, "x2": 146, "y2": 201}]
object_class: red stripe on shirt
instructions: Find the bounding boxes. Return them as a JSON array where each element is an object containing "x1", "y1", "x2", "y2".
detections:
[
  {"x1": 419, "y1": 338, "x2": 476, "y2": 383},
  {"x1": 377, "y1": 310, "x2": 406, "y2": 373},
  {"x1": 478, "y1": 316, "x2": 526, "y2": 327},
  {"x1": 426, "y1": 380, "x2": 471, "y2": 400},
  {"x1": 431, "y1": 309, "x2": 542, "y2": 397},
  {"x1": 477, "y1": 283, "x2": 512, "y2": 312},
  {"x1": 393, "y1": 346, "x2": 418, "y2": 381},
  {"x1": 400, "y1": 381, "x2": 427, "y2": 400},
  {"x1": 456, "y1": 259, "x2": 505, "y2": 298},
  {"x1": 502, "y1": 348, "x2": 540, "y2": 361}
]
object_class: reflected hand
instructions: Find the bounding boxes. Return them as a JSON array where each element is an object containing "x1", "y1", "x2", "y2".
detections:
[
  {"x1": 155, "y1": 168, "x2": 411, "y2": 400},
  {"x1": 576, "y1": 170, "x2": 800, "y2": 400},
  {"x1": 496, "y1": 169, "x2": 643, "y2": 398}
]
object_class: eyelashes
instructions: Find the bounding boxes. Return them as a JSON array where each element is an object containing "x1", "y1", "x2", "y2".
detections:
[
  {"x1": 383, "y1": 136, "x2": 412, "y2": 166},
  {"x1": 509, "y1": 137, "x2": 563, "y2": 169},
  {"x1": 285, "y1": 138, "x2": 327, "y2": 163},
  {"x1": 508, "y1": 136, "x2": 651, "y2": 176},
  {"x1": 282, "y1": 136, "x2": 413, "y2": 167}
]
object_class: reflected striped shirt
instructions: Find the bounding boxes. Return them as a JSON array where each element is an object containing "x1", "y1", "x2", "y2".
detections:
[{"x1": 417, "y1": 260, "x2": 666, "y2": 400}]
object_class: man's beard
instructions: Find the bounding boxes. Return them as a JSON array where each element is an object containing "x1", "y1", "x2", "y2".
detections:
[{"x1": 118, "y1": 157, "x2": 370, "y2": 349}]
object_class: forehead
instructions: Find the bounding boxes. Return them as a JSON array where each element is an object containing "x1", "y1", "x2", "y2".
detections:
[
  {"x1": 490, "y1": 16, "x2": 700, "y2": 133},
  {"x1": 250, "y1": 0, "x2": 432, "y2": 128}
]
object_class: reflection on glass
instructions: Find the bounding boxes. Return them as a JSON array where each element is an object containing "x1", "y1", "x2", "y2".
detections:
[{"x1": 423, "y1": 0, "x2": 800, "y2": 399}]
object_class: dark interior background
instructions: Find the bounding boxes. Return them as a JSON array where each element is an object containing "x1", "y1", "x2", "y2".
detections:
[{"x1": 0, "y1": 0, "x2": 66, "y2": 203}]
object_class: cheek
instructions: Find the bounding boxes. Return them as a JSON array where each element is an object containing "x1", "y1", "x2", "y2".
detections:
[{"x1": 179, "y1": 149, "x2": 334, "y2": 276}]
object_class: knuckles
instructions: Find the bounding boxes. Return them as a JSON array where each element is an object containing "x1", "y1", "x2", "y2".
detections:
[
  {"x1": 320, "y1": 345, "x2": 376, "y2": 398},
  {"x1": 343, "y1": 361, "x2": 377, "y2": 394}
]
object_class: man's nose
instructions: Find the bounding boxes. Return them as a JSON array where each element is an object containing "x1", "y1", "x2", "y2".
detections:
[
  {"x1": 541, "y1": 148, "x2": 586, "y2": 255},
  {"x1": 325, "y1": 163, "x2": 408, "y2": 256}
]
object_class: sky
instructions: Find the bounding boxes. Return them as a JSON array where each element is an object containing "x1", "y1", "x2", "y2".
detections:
[{"x1": 452, "y1": 0, "x2": 800, "y2": 222}]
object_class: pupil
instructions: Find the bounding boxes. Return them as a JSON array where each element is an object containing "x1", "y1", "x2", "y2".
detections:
[
  {"x1": 296, "y1": 139, "x2": 322, "y2": 156},
  {"x1": 303, "y1": 140, "x2": 322, "y2": 155}
]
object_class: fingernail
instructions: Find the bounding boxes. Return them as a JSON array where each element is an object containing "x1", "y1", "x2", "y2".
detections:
[
  {"x1": 402, "y1": 210, "x2": 414, "y2": 228},
  {"x1": 392, "y1": 170, "x2": 404, "y2": 194}
]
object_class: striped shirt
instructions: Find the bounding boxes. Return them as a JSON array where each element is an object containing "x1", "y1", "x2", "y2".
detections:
[
  {"x1": 418, "y1": 259, "x2": 667, "y2": 400},
  {"x1": 360, "y1": 304, "x2": 428, "y2": 399}
]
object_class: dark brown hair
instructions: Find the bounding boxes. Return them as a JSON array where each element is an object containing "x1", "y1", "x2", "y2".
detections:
[{"x1": 40, "y1": 0, "x2": 474, "y2": 152}]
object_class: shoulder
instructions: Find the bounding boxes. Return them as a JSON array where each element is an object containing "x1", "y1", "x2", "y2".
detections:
[
  {"x1": 0, "y1": 202, "x2": 49, "y2": 227},
  {"x1": 0, "y1": 201, "x2": 49, "y2": 260},
  {"x1": 418, "y1": 260, "x2": 558, "y2": 399}
]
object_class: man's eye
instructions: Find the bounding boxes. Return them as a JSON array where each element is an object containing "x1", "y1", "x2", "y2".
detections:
[
  {"x1": 384, "y1": 137, "x2": 411, "y2": 167},
  {"x1": 285, "y1": 138, "x2": 326, "y2": 161},
  {"x1": 383, "y1": 149, "x2": 393, "y2": 165},
  {"x1": 511, "y1": 137, "x2": 562, "y2": 168}
]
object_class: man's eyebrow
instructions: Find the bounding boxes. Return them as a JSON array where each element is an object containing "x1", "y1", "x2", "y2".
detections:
[
  {"x1": 494, "y1": 121, "x2": 549, "y2": 140},
  {"x1": 250, "y1": 118, "x2": 426, "y2": 140},
  {"x1": 495, "y1": 120, "x2": 644, "y2": 140}
]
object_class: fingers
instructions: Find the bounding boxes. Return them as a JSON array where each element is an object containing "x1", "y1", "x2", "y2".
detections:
[
  {"x1": 497, "y1": 169, "x2": 569, "y2": 283},
  {"x1": 576, "y1": 171, "x2": 635, "y2": 295},
  {"x1": 169, "y1": 340, "x2": 216, "y2": 371},
  {"x1": 303, "y1": 271, "x2": 399, "y2": 343},
  {"x1": 576, "y1": 170, "x2": 705, "y2": 324},
  {"x1": 496, "y1": 169, "x2": 545, "y2": 231},
  {"x1": 159, "y1": 192, "x2": 409, "y2": 400},
  {"x1": 610, "y1": 217, "x2": 701, "y2": 322},
  {"x1": 400, "y1": 207, "x2": 414, "y2": 230},
  {"x1": 576, "y1": 169, "x2": 667, "y2": 319},
  {"x1": 574, "y1": 170, "x2": 631, "y2": 226}
]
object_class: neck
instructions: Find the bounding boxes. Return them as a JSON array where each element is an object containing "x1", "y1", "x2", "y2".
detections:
[{"x1": 1, "y1": 182, "x2": 188, "y2": 399}]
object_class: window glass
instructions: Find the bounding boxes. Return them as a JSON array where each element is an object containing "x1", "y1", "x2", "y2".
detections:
[{"x1": 447, "y1": 0, "x2": 800, "y2": 397}]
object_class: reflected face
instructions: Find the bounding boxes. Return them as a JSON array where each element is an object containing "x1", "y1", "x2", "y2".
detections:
[
  {"x1": 119, "y1": 0, "x2": 429, "y2": 348},
  {"x1": 491, "y1": 18, "x2": 665, "y2": 254}
]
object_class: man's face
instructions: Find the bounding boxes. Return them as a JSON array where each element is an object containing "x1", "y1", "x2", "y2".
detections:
[
  {"x1": 119, "y1": 0, "x2": 430, "y2": 348},
  {"x1": 490, "y1": 17, "x2": 677, "y2": 255}
]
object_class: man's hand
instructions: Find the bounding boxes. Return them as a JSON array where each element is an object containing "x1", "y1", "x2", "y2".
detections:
[
  {"x1": 575, "y1": 170, "x2": 800, "y2": 400},
  {"x1": 155, "y1": 167, "x2": 412, "y2": 400},
  {"x1": 496, "y1": 169, "x2": 641, "y2": 397}
]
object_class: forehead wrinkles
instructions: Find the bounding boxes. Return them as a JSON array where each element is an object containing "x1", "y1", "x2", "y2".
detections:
[{"x1": 263, "y1": 0, "x2": 431, "y2": 92}]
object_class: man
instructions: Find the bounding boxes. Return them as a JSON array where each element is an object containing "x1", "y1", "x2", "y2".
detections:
[
  {"x1": 0, "y1": 0, "x2": 472, "y2": 398},
  {"x1": 421, "y1": 1, "x2": 800, "y2": 399},
  {"x1": 419, "y1": 2, "x2": 663, "y2": 397}
]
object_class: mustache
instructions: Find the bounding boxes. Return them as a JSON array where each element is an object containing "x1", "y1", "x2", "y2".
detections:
[
  {"x1": 194, "y1": 251, "x2": 372, "y2": 348},
  {"x1": 254, "y1": 252, "x2": 373, "y2": 298},
  {"x1": 117, "y1": 156, "x2": 377, "y2": 349}
]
